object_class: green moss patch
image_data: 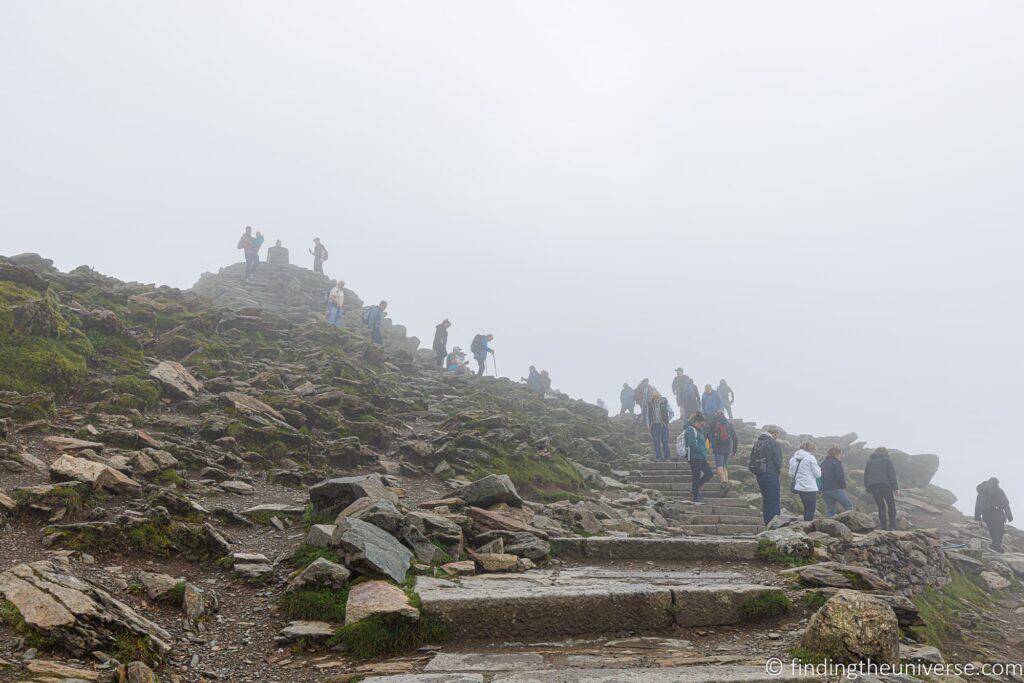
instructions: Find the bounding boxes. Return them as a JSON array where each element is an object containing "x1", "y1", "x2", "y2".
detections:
[
  {"x1": 755, "y1": 539, "x2": 814, "y2": 567},
  {"x1": 467, "y1": 449, "x2": 584, "y2": 497},
  {"x1": 911, "y1": 570, "x2": 993, "y2": 648},
  {"x1": 280, "y1": 588, "x2": 350, "y2": 622},
  {"x1": 1, "y1": 599, "x2": 58, "y2": 651},
  {"x1": 740, "y1": 591, "x2": 793, "y2": 622},
  {"x1": 329, "y1": 593, "x2": 448, "y2": 659},
  {"x1": 290, "y1": 544, "x2": 343, "y2": 569}
]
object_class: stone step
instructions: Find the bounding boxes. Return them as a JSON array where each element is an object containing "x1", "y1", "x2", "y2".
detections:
[
  {"x1": 550, "y1": 536, "x2": 757, "y2": 561},
  {"x1": 382, "y1": 659, "x2": 816, "y2": 683},
  {"x1": 637, "y1": 462, "x2": 691, "y2": 471},
  {"x1": 634, "y1": 475, "x2": 697, "y2": 483},
  {"x1": 656, "y1": 490, "x2": 737, "y2": 500},
  {"x1": 367, "y1": 666, "x2": 815, "y2": 682},
  {"x1": 679, "y1": 524, "x2": 764, "y2": 535},
  {"x1": 416, "y1": 570, "x2": 784, "y2": 641},
  {"x1": 641, "y1": 482, "x2": 731, "y2": 492},
  {"x1": 673, "y1": 514, "x2": 764, "y2": 525},
  {"x1": 666, "y1": 497, "x2": 753, "y2": 509}
]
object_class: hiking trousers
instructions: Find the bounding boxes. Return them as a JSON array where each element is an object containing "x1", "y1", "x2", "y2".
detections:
[
  {"x1": 690, "y1": 459, "x2": 714, "y2": 499},
  {"x1": 797, "y1": 491, "x2": 817, "y2": 521},
  {"x1": 983, "y1": 514, "x2": 1006, "y2": 552},
  {"x1": 650, "y1": 423, "x2": 670, "y2": 461},
  {"x1": 756, "y1": 471, "x2": 781, "y2": 524},
  {"x1": 868, "y1": 484, "x2": 897, "y2": 530},
  {"x1": 822, "y1": 489, "x2": 854, "y2": 517}
]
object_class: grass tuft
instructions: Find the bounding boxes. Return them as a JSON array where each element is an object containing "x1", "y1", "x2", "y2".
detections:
[
  {"x1": 740, "y1": 591, "x2": 793, "y2": 622},
  {"x1": 280, "y1": 588, "x2": 350, "y2": 622}
]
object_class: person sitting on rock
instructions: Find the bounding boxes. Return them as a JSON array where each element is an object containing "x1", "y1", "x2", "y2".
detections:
[
  {"x1": 684, "y1": 413, "x2": 714, "y2": 503},
  {"x1": 433, "y1": 319, "x2": 451, "y2": 367},
  {"x1": 470, "y1": 334, "x2": 494, "y2": 376},
  {"x1": 718, "y1": 379, "x2": 735, "y2": 419},
  {"x1": 309, "y1": 238, "x2": 329, "y2": 274},
  {"x1": 789, "y1": 442, "x2": 822, "y2": 522},
  {"x1": 326, "y1": 280, "x2": 345, "y2": 328},
  {"x1": 975, "y1": 477, "x2": 1013, "y2": 553},
  {"x1": 820, "y1": 447, "x2": 854, "y2": 518},
  {"x1": 863, "y1": 447, "x2": 899, "y2": 530},
  {"x1": 363, "y1": 300, "x2": 387, "y2": 345},
  {"x1": 237, "y1": 226, "x2": 257, "y2": 281},
  {"x1": 646, "y1": 390, "x2": 673, "y2": 462},
  {"x1": 708, "y1": 409, "x2": 737, "y2": 490},
  {"x1": 701, "y1": 384, "x2": 723, "y2": 417},
  {"x1": 619, "y1": 383, "x2": 636, "y2": 415},
  {"x1": 445, "y1": 347, "x2": 469, "y2": 373}
]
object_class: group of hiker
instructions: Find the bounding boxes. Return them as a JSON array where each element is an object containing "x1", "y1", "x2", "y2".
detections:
[
  {"x1": 236, "y1": 227, "x2": 330, "y2": 280},
  {"x1": 432, "y1": 320, "x2": 496, "y2": 377},
  {"x1": 621, "y1": 372, "x2": 734, "y2": 424}
]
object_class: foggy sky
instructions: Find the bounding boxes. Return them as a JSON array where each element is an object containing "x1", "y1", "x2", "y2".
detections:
[{"x1": 3, "y1": 2, "x2": 1023, "y2": 514}]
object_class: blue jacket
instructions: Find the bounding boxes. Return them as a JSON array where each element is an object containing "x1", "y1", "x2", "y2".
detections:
[
  {"x1": 701, "y1": 390, "x2": 723, "y2": 416},
  {"x1": 365, "y1": 305, "x2": 384, "y2": 330}
]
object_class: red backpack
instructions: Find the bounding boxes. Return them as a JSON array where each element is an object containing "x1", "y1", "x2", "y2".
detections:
[{"x1": 712, "y1": 421, "x2": 731, "y2": 447}]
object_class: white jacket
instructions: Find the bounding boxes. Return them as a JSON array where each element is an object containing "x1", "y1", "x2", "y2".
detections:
[
  {"x1": 329, "y1": 286, "x2": 345, "y2": 307},
  {"x1": 789, "y1": 450, "x2": 822, "y2": 492}
]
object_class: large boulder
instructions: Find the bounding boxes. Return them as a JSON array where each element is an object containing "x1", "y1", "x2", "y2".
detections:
[
  {"x1": 800, "y1": 590, "x2": 900, "y2": 665},
  {"x1": 0, "y1": 561, "x2": 172, "y2": 657},
  {"x1": 311, "y1": 518, "x2": 413, "y2": 584},
  {"x1": 835, "y1": 510, "x2": 876, "y2": 534},
  {"x1": 756, "y1": 527, "x2": 813, "y2": 560},
  {"x1": 309, "y1": 474, "x2": 390, "y2": 514},
  {"x1": 149, "y1": 360, "x2": 202, "y2": 399},
  {"x1": 781, "y1": 562, "x2": 893, "y2": 592},
  {"x1": 49, "y1": 454, "x2": 142, "y2": 495},
  {"x1": 285, "y1": 557, "x2": 351, "y2": 593},
  {"x1": 458, "y1": 474, "x2": 523, "y2": 508}
]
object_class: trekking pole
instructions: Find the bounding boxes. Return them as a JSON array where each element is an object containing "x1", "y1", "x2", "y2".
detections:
[{"x1": 491, "y1": 352, "x2": 498, "y2": 377}]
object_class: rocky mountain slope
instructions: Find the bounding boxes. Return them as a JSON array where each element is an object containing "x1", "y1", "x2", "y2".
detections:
[{"x1": 1, "y1": 253, "x2": 1022, "y2": 683}]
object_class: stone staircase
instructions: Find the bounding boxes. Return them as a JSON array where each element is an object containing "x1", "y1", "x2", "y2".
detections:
[{"x1": 633, "y1": 456, "x2": 765, "y2": 536}]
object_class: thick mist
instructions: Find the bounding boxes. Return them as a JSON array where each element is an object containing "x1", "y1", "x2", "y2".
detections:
[{"x1": 2, "y1": 1, "x2": 1023, "y2": 514}]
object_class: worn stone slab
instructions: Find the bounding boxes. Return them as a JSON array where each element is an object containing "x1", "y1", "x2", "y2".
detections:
[
  {"x1": 672, "y1": 585, "x2": 786, "y2": 627},
  {"x1": 365, "y1": 675, "x2": 483, "y2": 683},
  {"x1": 492, "y1": 666, "x2": 815, "y2": 682},
  {"x1": 550, "y1": 536, "x2": 757, "y2": 561},
  {"x1": 425, "y1": 653, "x2": 546, "y2": 672}
]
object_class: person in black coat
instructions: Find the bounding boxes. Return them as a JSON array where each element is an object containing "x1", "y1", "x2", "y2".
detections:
[
  {"x1": 975, "y1": 478, "x2": 1013, "y2": 553},
  {"x1": 432, "y1": 319, "x2": 451, "y2": 367},
  {"x1": 863, "y1": 447, "x2": 899, "y2": 530},
  {"x1": 820, "y1": 447, "x2": 854, "y2": 517}
]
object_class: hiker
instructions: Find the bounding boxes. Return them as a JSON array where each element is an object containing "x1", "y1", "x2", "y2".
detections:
[
  {"x1": 708, "y1": 409, "x2": 737, "y2": 488},
  {"x1": 671, "y1": 368, "x2": 687, "y2": 418},
  {"x1": 748, "y1": 425, "x2": 784, "y2": 524},
  {"x1": 445, "y1": 347, "x2": 469, "y2": 373},
  {"x1": 597, "y1": 398, "x2": 606, "y2": 411},
  {"x1": 363, "y1": 300, "x2": 388, "y2": 345},
  {"x1": 634, "y1": 378, "x2": 653, "y2": 423},
  {"x1": 619, "y1": 383, "x2": 636, "y2": 415},
  {"x1": 525, "y1": 366, "x2": 543, "y2": 394},
  {"x1": 540, "y1": 370, "x2": 551, "y2": 395},
  {"x1": 646, "y1": 390, "x2": 673, "y2": 462},
  {"x1": 820, "y1": 447, "x2": 854, "y2": 517},
  {"x1": 975, "y1": 478, "x2": 1013, "y2": 553},
  {"x1": 863, "y1": 447, "x2": 899, "y2": 530},
  {"x1": 470, "y1": 334, "x2": 494, "y2": 376},
  {"x1": 267, "y1": 239, "x2": 289, "y2": 265},
  {"x1": 701, "y1": 384, "x2": 723, "y2": 417},
  {"x1": 718, "y1": 379, "x2": 735, "y2": 419},
  {"x1": 237, "y1": 226, "x2": 258, "y2": 281},
  {"x1": 309, "y1": 238, "x2": 329, "y2": 274},
  {"x1": 326, "y1": 280, "x2": 346, "y2": 327},
  {"x1": 789, "y1": 442, "x2": 822, "y2": 522},
  {"x1": 684, "y1": 413, "x2": 715, "y2": 503},
  {"x1": 251, "y1": 231, "x2": 265, "y2": 276},
  {"x1": 432, "y1": 319, "x2": 451, "y2": 367},
  {"x1": 681, "y1": 376, "x2": 700, "y2": 421}
]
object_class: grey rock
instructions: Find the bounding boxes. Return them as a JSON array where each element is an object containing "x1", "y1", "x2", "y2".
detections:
[
  {"x1": 458, "y1": 474, "x2": 523, "y2": 508},
  {"x1": 286, "y1": 557, "x2": 351, "y2": 593},
  {"x1": 505, "y1": 533, "x2": 550, "y2": 561},
  {"x1": 309, "y1": 474, "x2": 390, "y2": 513},
  {"x1": 332, "y1": 517, "x2": 414, "y2": 583}
]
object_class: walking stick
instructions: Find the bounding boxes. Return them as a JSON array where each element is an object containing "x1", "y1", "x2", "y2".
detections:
[{"x1": 491, "y1": 351, "x2": 498, "y2": 377}]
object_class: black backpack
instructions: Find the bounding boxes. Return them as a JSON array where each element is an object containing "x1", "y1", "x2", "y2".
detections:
[
  {"x1": 748, "y1": 438, "x2": 770, "y2": 475},
  {"x1": 470, "y1": 334, "x2": 486, "y2": 355}
]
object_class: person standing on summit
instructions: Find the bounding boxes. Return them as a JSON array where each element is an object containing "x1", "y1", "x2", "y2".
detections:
[
  {"x1": 326, "y1": 279, "x2": 345, "y2": 327},
  {"x1": 680, "y1": 376, "x2": 700, "y2": 421},
  {"x1": 619, "y1": 383, "x2": 636, "y2": 416},
  {"x1": 470, "y1": 334, "x2": 494, "y2": 376},
  {"x1": 237, "y1": 226, "x2": 258, "y2": 281},
  {"x1": 863, "y1": 447, "x2": 899, "y2": 530},
  {"x1": 718, "y1": 379, "x2": 735, "y2": 419},
  {"x1": 671, "y1": 368, "x2": 687, "y2": 419},
  {"x1": 432, "y1": 319, "x2": 451, "y2": 367},
  {"x1": 310, "y1": 238, "x2": 329, "y2": 274},
  {"x1": 975, "y1": 477, "x2": 1013, "y2": 553}
]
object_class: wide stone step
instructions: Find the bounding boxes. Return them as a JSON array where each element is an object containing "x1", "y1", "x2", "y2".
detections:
[
  {"x1": 635, "y1": 475, "x2": 696, "y2": 484},
  {"x1": 642, "y1": 482, "x2": 731, "y2": 492},
  {"x1": 637, "y1": 462, "x2": 691, "y2": 471},
  {"x1": 681, "y1": 524, "x2": 764, "y2": 535},
  {"x1": 416, "y1": 570, "x2": 783, "y2": 641},
  {"x1": 666, "y1": 497, "x2": 753, "y2": 510},
  {"x1": 673, "y1": 514, "x2": 763, "y2": 525},
  {"x1": 657, "y1": 489, "x2": 737, "y2": 500},
  {"x1": 368, "y1": 665, "x2": 815, "y2": 682},
  {"x1": 550, "y1": 536, "x2": 757, "y2": 561}
]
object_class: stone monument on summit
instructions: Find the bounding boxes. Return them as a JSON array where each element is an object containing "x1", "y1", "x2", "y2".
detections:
[{"x1": 267, "y1": 240, "x2": 289, "y2": 265}]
